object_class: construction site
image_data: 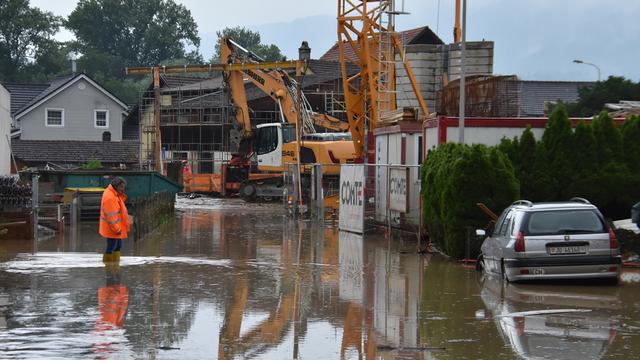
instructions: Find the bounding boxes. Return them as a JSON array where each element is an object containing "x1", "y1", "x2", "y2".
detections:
[
  {"x1": 4, "y1": 1, "x2": 640, "y2": 359},
  {"x1": 118, "y1": 0, "x2": 501, "y2": 232}
]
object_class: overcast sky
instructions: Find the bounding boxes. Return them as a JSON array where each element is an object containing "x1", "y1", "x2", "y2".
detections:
[{"x1": 31, "y1": 0, "x2": 640, "y2": 82}]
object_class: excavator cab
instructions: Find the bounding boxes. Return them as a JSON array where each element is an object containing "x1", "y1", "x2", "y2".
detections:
[{"x1": 255, "y1": 123, "x2": 284, "y2": 169}]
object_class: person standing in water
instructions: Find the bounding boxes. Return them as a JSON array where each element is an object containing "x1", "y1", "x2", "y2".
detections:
[{"x1": 99, "y1": 177, "x2": 130, "y2": 262}]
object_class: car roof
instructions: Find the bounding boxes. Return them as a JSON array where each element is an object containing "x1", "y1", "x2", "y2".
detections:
[{"x1": 511, "y1": 202, "x2": 597, "y2": 211}]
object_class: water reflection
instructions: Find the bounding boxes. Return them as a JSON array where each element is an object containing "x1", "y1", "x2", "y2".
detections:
[
  {"x1": 93, "y1": 264, "x2": 131, "y2": 358},
  {"x1": 480, "y1": 276, "x2": 619, "y2": 360},
  {"x1": 0, "y1": 199, "x2": 639, "y2": 359}
]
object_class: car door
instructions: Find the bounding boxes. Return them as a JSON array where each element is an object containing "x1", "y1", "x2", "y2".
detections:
[
  {"x1": 482, "y1": 208, "x2": 511, "y2": 274},
  {"x1": 497, "y1": 209, "x2": 516, "y2": 260}
]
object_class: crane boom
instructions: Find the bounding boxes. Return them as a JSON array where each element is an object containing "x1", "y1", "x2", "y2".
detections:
[{"x1": 220, "y1": 37, "x2": 348, "y2": 134}]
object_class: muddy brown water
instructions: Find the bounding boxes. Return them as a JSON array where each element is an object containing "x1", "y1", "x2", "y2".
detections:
[{"x1": 0, "y1": 197, "x2": 639, "y2": 359}]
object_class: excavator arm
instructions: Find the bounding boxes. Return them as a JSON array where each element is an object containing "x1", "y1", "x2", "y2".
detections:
[
  {"x1": 221, "y1": 37, "x2": 349, "y2": 134},
  {"x1": 221, "y1": 38, "x2": 254, "y2": 140}
]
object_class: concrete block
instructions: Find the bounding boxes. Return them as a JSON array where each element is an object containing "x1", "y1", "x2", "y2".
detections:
[
  {"x1": 404, "y1": 44, "x2": 446, "y2": 53},
  {"x1": 448, "y1": 56, "x2": 494, "y2": 67},
  {"x1": 447, "y1": 41, "x2": 494, "y2": 51},
  {"x1": 449, "y1": 49, "x2": 494, "y2": 59},
  {"x1": 403, "y1": 52, "x2": 444, "y2": 62},
  {"x1": 448, "y1": 65, "x2": 493, "y2": 75},
  {"x1": 400, "y1": 60, "x2": 442, "y2": 70}
]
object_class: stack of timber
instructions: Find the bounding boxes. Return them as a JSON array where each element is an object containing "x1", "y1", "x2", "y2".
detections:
[{"x1": 379, "y1": 107, "x2": 420, "y2": 127}]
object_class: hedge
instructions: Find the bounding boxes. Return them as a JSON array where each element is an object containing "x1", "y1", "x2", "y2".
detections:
[{"x1": 421, "y1": 143, "x2": 519, "y2": 259}]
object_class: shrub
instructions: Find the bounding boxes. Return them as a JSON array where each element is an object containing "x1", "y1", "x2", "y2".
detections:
[
  {"x1": 422, "y1": 143, "x2": 519, "y2": 259},
  {"x1": 80, "y1": 160, "x2": 103, "y2": 170}
]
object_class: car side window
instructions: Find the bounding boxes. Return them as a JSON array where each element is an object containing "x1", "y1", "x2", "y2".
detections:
[
  {"x1": 494, "y1": 208, "x2": 511, "y2": 236},
  {"x1": 499, "y1": 210, "x2": 515, "y2": 237}
]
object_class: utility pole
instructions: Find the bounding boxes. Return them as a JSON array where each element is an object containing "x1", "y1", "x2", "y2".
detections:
[
  {"x1": 152, "y1": 65, "x2": 164, "y2": 174},
  {"x1": 458, "y1": 0, "x2": 467, "y2": 144}
]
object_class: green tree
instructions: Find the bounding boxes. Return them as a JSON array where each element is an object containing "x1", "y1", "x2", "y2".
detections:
[
  {"x1": 214, "y1": 26, "x2": 285, "y2": 62},
  {"x1": 533, "y1": 104, "x2": 574, "y2": 200},
  {"x1": 497, "y1": 136, "x2": 520, "y2": 170},
  {"x1": 518, "y1": 126, "x2": 537, "y2": 198},
  {"x1": 566, "y1": 121, "x2": 599, "y2": 199},
  {"x1": 566, "y1": 76, "x2": 640, "y2": 117},
  {"x1": 592, "y1": 111, "x2": 623, "y2": 167},
  {"x1": 621, "y1": 116, "x2": 640, "y2": 173},
  {"x1": 67, "y1": 0, "x2": 201, "y2": 67},
  {"x1": 0, "y1": 0, "x2": 62, "y2": 82},
  {"x1": 422, "y1": 143, "x2": 519, "y2": 259}
]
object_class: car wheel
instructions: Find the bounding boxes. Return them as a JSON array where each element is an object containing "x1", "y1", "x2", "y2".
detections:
[{"x1": 240, "y1": 182, "x2": 257, "y2": 201}]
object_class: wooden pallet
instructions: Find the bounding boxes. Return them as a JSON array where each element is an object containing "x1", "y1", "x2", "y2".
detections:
[{"x1": 378, "y1": 107, "x2": 419, "y2": 127}]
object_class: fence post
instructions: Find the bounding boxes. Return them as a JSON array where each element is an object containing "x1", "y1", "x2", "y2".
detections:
[
  {"x1": 31, "y1": 174, "x2": 39, "y2": 247},
  {"x1": 316, "y1": 164, "x2": 324, "y2": 220},
  {"x1": 292, "y1": 164, "x2": 299, "y2": 216},
  {"x1": 57, "y1": 203, "x2": 63, "y2": 234},
  {"x1": 71, "y1": 197, "x2": 78, "y2": 227}
]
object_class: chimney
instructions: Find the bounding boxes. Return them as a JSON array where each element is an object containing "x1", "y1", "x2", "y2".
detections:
[
  {"x1": 71, "y1": 59, "x2": 77, "y2": 74},
  {"x1": 298, "y1": 41, "x2": 311, "y2": 61}
]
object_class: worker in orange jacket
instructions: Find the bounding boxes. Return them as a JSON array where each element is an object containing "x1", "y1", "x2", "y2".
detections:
[
  {"x1": 99, "y1": 177, "x2": 130, "y2": 263},
  {"x1": 182, "y1": 161, "x2": 193, "y2": 192}
]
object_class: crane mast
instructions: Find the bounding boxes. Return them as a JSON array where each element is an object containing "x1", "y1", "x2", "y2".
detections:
[{"x1": 337, "y1": 0, "x2": 428, "y2": 159}]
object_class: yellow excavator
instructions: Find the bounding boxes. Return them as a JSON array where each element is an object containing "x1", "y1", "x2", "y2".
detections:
[{"x1": 220, "y1": 37, "x2": 355, "y2": 205}]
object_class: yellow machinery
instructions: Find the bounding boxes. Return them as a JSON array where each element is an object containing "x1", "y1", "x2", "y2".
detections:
[{"x1": 220, "y1": 37, "x2": 356, "y2": 203}]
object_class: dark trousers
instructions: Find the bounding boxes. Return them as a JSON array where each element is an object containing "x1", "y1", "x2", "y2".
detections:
[{"x1": 106, "y1": 238, "x2": 122, "y2": 254}]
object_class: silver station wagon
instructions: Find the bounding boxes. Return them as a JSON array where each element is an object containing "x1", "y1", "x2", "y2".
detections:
[{"x1": 478, "y1": 198, "x2": 621, "y2": 283}]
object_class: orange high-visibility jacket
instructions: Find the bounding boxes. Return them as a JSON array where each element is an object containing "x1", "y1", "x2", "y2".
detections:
[{"x1": 99, "y1": 184, "x2": 130, "y2": 239}]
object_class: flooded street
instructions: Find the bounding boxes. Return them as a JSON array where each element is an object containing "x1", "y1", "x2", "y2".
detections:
[{"x1": 1, "y1": 198, "x2": 640, "y2": 359}]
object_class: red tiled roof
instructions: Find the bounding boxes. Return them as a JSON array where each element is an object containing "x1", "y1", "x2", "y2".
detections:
[{"x1": 320, "y1": 26, "x2": 443, "y2": 62}]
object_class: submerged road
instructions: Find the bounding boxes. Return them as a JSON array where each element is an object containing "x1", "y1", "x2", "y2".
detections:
[{"x1": 0, "y1": 197, "x2": 639, "y2": 359}]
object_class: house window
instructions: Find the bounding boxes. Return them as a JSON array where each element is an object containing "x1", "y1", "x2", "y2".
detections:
[
  {"x1": 95, "y1": 110, "x2": 109, "y2": 128},
  {"x1": 46, "y1": 108, "x2": 64, "y2": 127},
  {"x1": 102, "y1": 131, "x2": 111, "y2": 141}
]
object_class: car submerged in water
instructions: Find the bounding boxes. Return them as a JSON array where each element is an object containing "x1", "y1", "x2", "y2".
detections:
[{"x1": 478, "y1": 198, "x2": 621, "y2": 283}]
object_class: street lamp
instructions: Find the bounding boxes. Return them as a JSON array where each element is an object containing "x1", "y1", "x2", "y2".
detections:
[{"x1": 573, "y1": 59, "x2": 601, "y2": 82}]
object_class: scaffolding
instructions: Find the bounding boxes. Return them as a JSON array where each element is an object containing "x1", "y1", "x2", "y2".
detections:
[
  {"x1": 437, "y1": 75, "x2": 521, "y2": 117},
  {"x1": 139, "y1": 80, "x2": 234, "y2": 174},
  {"x1": 137, "y1": 72, "x2": 349, "y2": 176}
]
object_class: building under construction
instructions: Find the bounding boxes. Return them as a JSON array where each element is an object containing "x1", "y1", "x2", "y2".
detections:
[
  {"x1": 129, "y1": 57, "x2": 361, "y2": 177},
  {"x1": 133, "y1": 75, "x2": 233, "y2": 174}
]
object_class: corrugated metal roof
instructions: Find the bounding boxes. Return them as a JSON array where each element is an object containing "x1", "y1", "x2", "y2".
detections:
[
  {"x1": 320, "y1": 26, "x2": 443, "y2": 62},
  {"x1": 519, "y1": 81, "x2": 594, "y2": 116},
  {"x1": 161, "y1": 75, "x2": 208, "y2": 88},
  {"x1": 163, "y1": 76, "x2": 223, "y2": 92},
  {"x1": 11, "y1": 139, "x2": 139, "y2": 164}
]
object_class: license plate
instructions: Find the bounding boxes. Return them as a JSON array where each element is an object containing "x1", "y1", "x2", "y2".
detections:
[{"x1": 548, "y1": 245, "x2": 587, "y2": 255}]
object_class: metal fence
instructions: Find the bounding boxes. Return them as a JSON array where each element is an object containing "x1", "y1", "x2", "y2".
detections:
[{"x1": 284, "y1": 163, "x2": 422, "y2": 234}]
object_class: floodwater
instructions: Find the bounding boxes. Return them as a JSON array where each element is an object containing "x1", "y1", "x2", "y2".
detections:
[{"x1": 1, "y1": 198, "x2": 640, "y2": 359}]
